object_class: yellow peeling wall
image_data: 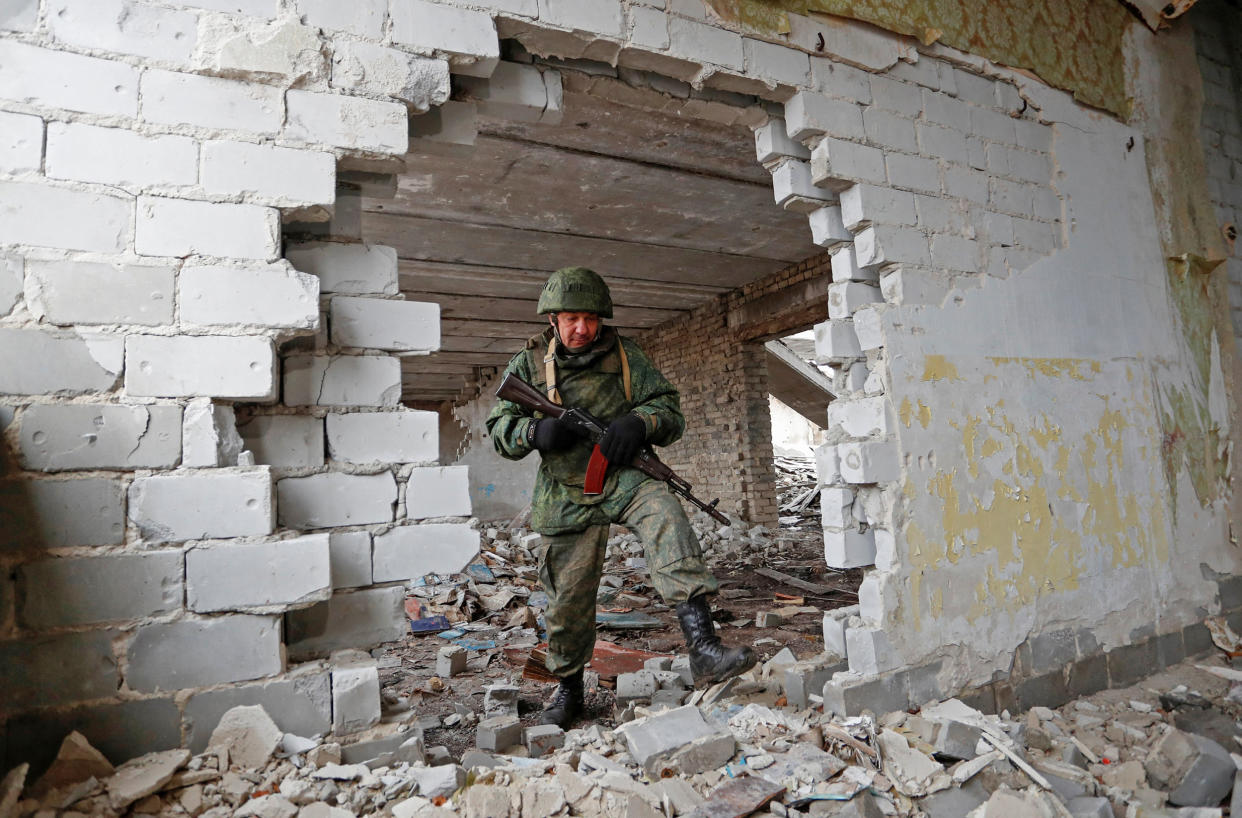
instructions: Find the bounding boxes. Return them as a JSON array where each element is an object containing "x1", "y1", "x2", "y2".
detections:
[{"x1": 869, "y1": 19, "x2": 1239, "y2": 688}]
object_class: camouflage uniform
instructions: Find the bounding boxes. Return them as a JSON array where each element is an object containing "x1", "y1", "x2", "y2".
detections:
[{"x1": 486, "y1": 325, "x2": 718, "y2": 677}]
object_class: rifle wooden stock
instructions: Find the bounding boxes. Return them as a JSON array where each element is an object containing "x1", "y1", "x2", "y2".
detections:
[{"x1": 495, "y1": 372, "x2": 730, "y2": 524}]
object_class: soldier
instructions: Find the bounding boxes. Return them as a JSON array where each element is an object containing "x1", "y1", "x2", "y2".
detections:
[{"x1": 486, "y1": 266, "x2": 756, "y2": 728}]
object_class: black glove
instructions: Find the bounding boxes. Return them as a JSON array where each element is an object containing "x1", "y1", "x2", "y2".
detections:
[
  {"x1": 599, "y1": 413, "x2": 645, "y2": 465},
  {"x1": 530, "y1": 417, "x2": 574, "y2": 453}
]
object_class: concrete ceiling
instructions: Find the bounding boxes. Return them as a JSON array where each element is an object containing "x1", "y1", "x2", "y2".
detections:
[{"x1": 362, "y1": 79, "x2": 823, "y2": 403}]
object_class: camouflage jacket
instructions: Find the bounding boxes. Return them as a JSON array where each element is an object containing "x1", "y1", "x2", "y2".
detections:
[{"x1": 485, "y1": 326, "x2": 685, "y2": 535}]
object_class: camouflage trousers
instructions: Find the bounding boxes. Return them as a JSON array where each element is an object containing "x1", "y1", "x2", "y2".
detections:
[{"x1": 538, "y1": 479, "x2": 718, "y2": 679}]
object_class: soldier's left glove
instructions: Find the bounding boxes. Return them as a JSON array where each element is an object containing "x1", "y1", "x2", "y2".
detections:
[{"x1": 600, "y1": 413, "x2": 645, "y2": 465}]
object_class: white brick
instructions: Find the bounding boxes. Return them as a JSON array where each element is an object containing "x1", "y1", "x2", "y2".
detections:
[
  {"x1": 283, "y1": 355, "x2": 401, "y2": 407},
  {"x1": 197, "y1": 16, "x2": 324, "y2": 82},
  {"x1": 180, "y1": 263, "x2": 319, "y2": 327},
  {"x1": 285, "y1": 242, "x2": 398, "y2": 295},
  {"x1": 46, "y1": 123, "x2": 198, "y2": 189},
  {"x1": 845, "y1": 361, "x2": 868, "y2": 392},
  {"x1": 1003, "y1": 147, "x2": 1051, "y2": 184},
  {"x1": 754, "y1": 117, "x2": 810, "y2": 165},
  {"x1": 912, "y1": 193, "x2": 968, "y2": 234},
  {"x1": 0, "y1": 181, "x2": 131, "y2": 253},
  {"x1": 238, "y1": 414, "x2": 324, "y2": 468},
  {"x1": 827, "y1": 281, "x2": 882, "y2": 320},
  {"x1": 886, "y1": 152, "x2": 940, "y2": 193},
  {"x1": 406, "y1": 466, "x2": 472, "y2": 519},
  {"x1": 854, "y1": 224, "x2": 930, "y2": 268},
  {"x1": 827, "y1": 395, "x2": 889, "y2": 437},
  {"x1": 879, "y1": 266, "x2": 950, "y2": 306},
  {"x1": 814, "y1": 441, "x2": 841, "y2": 485},
  {"x1": 541, "y1": 0, "x2": 625, "y2": 38},
  {"x1": 47, "y1": 0, "x2": 197, "y2": 62},
  {"x1": 743, "y1": 38, "x2": 809, "y2": 87},
  {"x1": 824, "y1": 528, "x2": 875, "y2": 569},
  {"x1": 810, "y1": 137, "x2": 885, "y2": 191},
  {"x1": 837, "y1": 440, "x2": 899, "y2": 484},
  {"x1": 785, "y1": 91, "x2": 864, "y2": 142},
  {"x1": 916, "y1": 122, "x2": 967, "y2": 165},
  {"x1": 771, "y1": 159, "x2": 834, "y2": 213},
  {"x1": 853, "y1": 306, "x2": 883, "y2": 351},
  {"x1": 862, "y1": 107, "x2": 916, "y2": 153},
  {"x1": 297, "y1": 0, "x2": 386, "y2": 38},
  {"x1": 277, "y1": 471, "x2": 397, "y2": 528},
  {"x1": 830, "y1": 245, "x2": 878, "y2": 283},
  {"x1": 944, "y1": 166, "x2": 988, "y2": 204},
  {"x1": 173, "y1": 0, "x2": 277, "y2": 14},
  {"x1": 332, "y1": 659, "x2": 380, "y2": 734},
  {"x1": 331, "y1": 42, "x2": 450, "y2": 112},
  {"x1": 989, "y1": 177, "x2": 1034, "y2": 216},
  {"x1": 456, "y1": 61, "x2": 559, "y2": 124},
  {"x1": 125, "y1": 335, "x2": 276, "y2": 399},
  {"x1": 840, "y1": 184, "x2": 916, "y2": 230},
  {"x1": 970, "y1": 106, "x2": 1017, "y2": 145},
  {"x1": 326, "y1": 410, "x2": 437, "y2": 464},
  {"x1": 128, "y1": 467, "x2": 274, "y2": 543},
  {"x1": 330, "y1": 297, "x2": 440, "y2": 352},
  {"x1": 930, "y1": 234, "x2": 979, "y2": 271},
  {"x1": 0, "y1": 0, "x2": 38, "y2": 31},
  {"x1": 136, "y1": 196, "x2": 279, "y2": 260},
  {"x1": 0, "y1": 41, "x2": 139, "y2": 116},
  {"x1": 868, "y1": 75, "x2": 922, "y2": 116},
  {"x1": 182, "y1": 398, "x2": 243, "y2": 468},
  {"x1": 809, "y1": 205, "x2": 850, "y2": 248},
  {"x1": 201, "y1": 141, "x2": 334, "y2": 206},
  {"x1": 667, "y1": 16, "x2": 741, "y2": 71},
  {"x1": 820, "y1": 486, "x2": 854, "y2": 529},
  {"x1": 372, "y1": 523, "x2": 480, "y2": 581},
  {"x1": 141, "y1": 69, "x2": 282, "y2": 134},
  {"x1": 17, "y1": 403, "x2": 182, "y2": 471},
  {"x1": 285, "y1": 90, "x2": 408, "y2": 154},
  {"x1": 389, "y1": 0, "x2": 499, "y2": 78},
  {"x1": 813, "y1": 319, "x2": 862, "y2": 363},
  {"x1": 0, "y1": 329, "x2": 122, "y2": 395},
  {"x1": 811, "y1": 59, "x2": 872, "y2": 104},
  {"x1": 628, "y1": 6, "x2": 669, "y2": 51},
  {"x1": 0, "y1": 111, "x2": 42, "y2": 174},
  {"x1": 187, "y1": 533, "x2": 331, "y2": 612},
  {"x1": 329, "y1": 530, "x2": 372, "y2": 589},
  {"x1": 25, "y1": 259, "x2": 175, "y2": 326},
  {"x1": 922, "y1": 89, "x2": 970, "y2": 128}
]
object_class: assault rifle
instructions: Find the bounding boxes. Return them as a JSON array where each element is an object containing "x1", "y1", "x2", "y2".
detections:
[{"x1": 495, "y1": 373, "x2": 730, "y2": 525}]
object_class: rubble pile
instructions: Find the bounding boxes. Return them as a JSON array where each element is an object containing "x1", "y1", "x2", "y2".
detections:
[
  {"x1": 11, "y1": 651, "x2": 1242, "y2": 818},
  {"x1": 774, "y1": 456, "x2": 822, "y2": 529}
]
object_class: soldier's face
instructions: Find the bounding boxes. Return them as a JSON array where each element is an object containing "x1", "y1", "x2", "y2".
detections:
[{"x1": 551, "y1": 312, "x2": 600, "y2": 351}]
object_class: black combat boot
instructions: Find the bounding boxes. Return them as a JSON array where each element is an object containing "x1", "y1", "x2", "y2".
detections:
[
  {"x1": 675, "y1": 595, "x2": 757, "y2": 685},
  {"x1": 539, "y1": 669, "x2": 584, "y2": 728}
]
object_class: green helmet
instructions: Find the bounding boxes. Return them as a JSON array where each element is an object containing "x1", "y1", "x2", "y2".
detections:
[{"x1": 536, "y1": 266, "x2": 613, "y2": 318}]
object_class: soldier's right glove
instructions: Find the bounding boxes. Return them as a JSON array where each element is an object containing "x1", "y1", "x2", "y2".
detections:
[{"x1": 530, "y1": 417, "x2": 575, "y2": 453}]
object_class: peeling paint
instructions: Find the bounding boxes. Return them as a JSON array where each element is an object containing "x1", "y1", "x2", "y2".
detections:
[{"x1": 921, "y1": 354, "x2": 962, "y2": 383}]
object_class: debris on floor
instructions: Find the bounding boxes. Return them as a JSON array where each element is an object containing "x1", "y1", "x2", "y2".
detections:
[{"x1": 12, "y1": 651, "x2": 1242, "y2": 817}]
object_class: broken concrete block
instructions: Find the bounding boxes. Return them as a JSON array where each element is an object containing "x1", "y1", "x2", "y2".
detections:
[
  {"x1": 17, "y1": 403, "x2": 181, "y2": 471},
  {"x1": 235, "y1": 794, "x2": 298, "y2": 818},
  {"x1": 182, "y1": 398, "x2": 243, "y2": 468},
  {"x1": 184, "y1": 669, "x2": 331, "y2": 752},
  {"x1": 755, "y1": 611, "x2": 785, "y2": 628},
  {"x1": 523, "y1": 725, "x2": 564, "y2": 757},
  {"x1": 126, "y1": 614, "x2": 282, "y2": 692},
  {"x1": 18, "y1": 552, "x2": 182, "y2": 629},
  {"x1": 437, "y1": 645, "x2": 467, "y2": 677},
  {"x1": 180, "y1": 263, "x2": 320, "y2": 328},
  {"x1": 105, "y1": 749, "x2": 190, "y2": 810},
  {"x1": 0, "y1": 328, "x2": 123, "y2": 395},
  {"x1": 644, "y1": 656, "x2": 674, "y2": 672},
  {"x1": 238, "y1": 415, "x2": 324, "y2": 468},
  {"x1": 125, "y1": 335, "x2": 275, "y2": 400},
  {"x1": 616, "y1": 670, "x2": 659, "y2": 705},
  {"x1": 616, "y1": 704, "x2": 737, "y2": 778},
  {"x1": 331, "y1": 657, "x2": 381, "y2": 735},
  {"x1": 671, "y1": 655, "x2": 694, "y2": 687},
  {"x1": 276, "y1": 471, "x2": 397, "y2": 529},
  {"x1": 405, "y1": 465, "x2": 471, "y2": 519},
  {"x1": 25, "y1": 258, "x2": 174, "y2": 326},
  {"x1": 372, "y1": 523, "x2": 481, "y2": 581},
  {"x1": 283, "y1": 354, "x2": 402, "y2": 407},
  {"x1": 285, "y1": 89, "x2": 407, "y2": 154},
  {"x1": 286, "y1": 586, "x2": 407, "y2": 660},
  {"x1": 187, "y1": 533, "x2": 331, "y2": 613},
  {"x1": 332, "y1": 41, "x2": 449, "y2": 111},
  {"x1": 33, "y1": 731, "x2": 113, "y2": 796},
  {"x1": 325, "y1": 410, "x2": 437, "y2": 464},
  {"x1": 207, "y1": 705, "x2": 281, "y2": 770},
  {"x1": 330, "y1": 296, "x2": 439, "y2": 352},
  {"x1": 285, "y1": 241, "x2": 398, "y2": 295},
  {"x1": 1145, "y1": 727, "x2": 1235, "y2": 806},
  {"x1": 809, "y1": 204, "x2": 851, "y2": 248},
  {"x1": 823, "y1": 670, "x2": 908, "y2": 717},
  {"x1": 128, "y1": 467, "x2": 274, "y2": 543},
  {"x1": 1065, "y1": 796, "x2": 1112, "y2": 818},
  {"x1": 476, "y1": 716, "x2": 522, "y2": 752},
  {"x1": 197, "y1": 14, "x2": 324, "y2": 82},
  {"x1": 813, "y1": 319, "x2": 862, "y2": 363},
  {"x1": 930, "y1": 719, "x2": 982, "y2": 761},
  {"x1": 783, "y1": 655, "x2": 849, "y2": 708},
  {"x1": 483, "y1": 684, "x2": 519, "y2": 717}
]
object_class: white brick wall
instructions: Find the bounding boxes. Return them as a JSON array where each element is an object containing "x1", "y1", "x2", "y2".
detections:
[
  {"x1": 388, "y1": 0, "x2": 499, "y2": 77},
  {"x1": 200, "y1": 140, "x2": 335, "y2": 205},
  {"x1": 141, "y1": 69, "x2": 283, "y2": 134},
  {"x1": 46, "y1": 123, "x2": 198, "y2": 189},
  {"x1": 0, "y1": 40, "x2": 139, "y2": 116},
  {"x1": 179, "y1": 263, "x2": 319, "y2": 327},
  {"x1": 125, "y1": 335, "x2": 276, "y2": 399},
  {"x1": 0, "y1": 181, "x2": 132, "y2": 253},
  {"x1": 0, "y1": 110, "x2": 42, "y2": 174},
  {"x1": 46, "y1": 0, "x2": 198, "y2": 63},
  {"x1": 136, "y1": 196, "x2": 280, "y2": 260},
  {"x1": 285, "y1": 90, "x2": 408, "y2": 154},
  {"x1": 298, "y1": 0, "x2": 386, "y2": 38}
]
